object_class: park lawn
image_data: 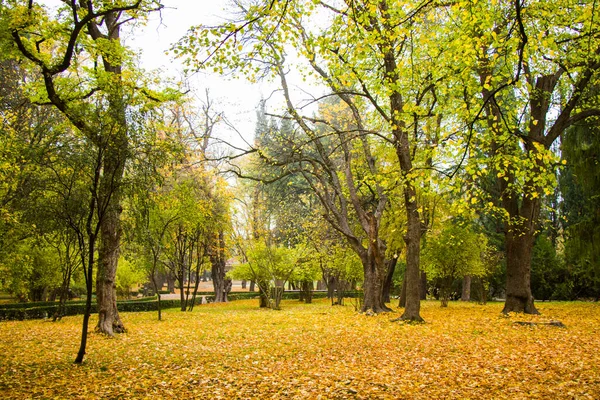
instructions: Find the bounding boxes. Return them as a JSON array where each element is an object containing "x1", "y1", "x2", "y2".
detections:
[{"x1": 0, "y1": 299, "x2": 599, "y2": 399}]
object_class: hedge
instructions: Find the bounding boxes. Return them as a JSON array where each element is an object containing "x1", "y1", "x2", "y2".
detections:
[
  {"x1": 0, "y1": 290, "x2": 363, "y2": 321},
  {"x1": 0, "y1": 296, "x2": 211, "y2": 321}
]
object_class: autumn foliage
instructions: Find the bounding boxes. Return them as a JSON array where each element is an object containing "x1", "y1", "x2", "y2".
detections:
[{"x1": 1, "y1": 299, "x2": 599, "y2": 399}]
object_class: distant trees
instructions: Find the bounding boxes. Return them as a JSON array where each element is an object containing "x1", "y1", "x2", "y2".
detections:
[
  {"x1": 560, "y1": 120, "x2": 600, "y2": 300},
  {"x1": 421, "y1": 223, "x2": 487, "y2": 307}
]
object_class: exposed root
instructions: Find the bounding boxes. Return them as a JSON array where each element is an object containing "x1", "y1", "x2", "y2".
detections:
[
  {"x1": 513, "y1": 320, "x2": 566, "y2": 328},
  {"x1": 390, "y1": 315, "x2": 426, "y2": 324}
]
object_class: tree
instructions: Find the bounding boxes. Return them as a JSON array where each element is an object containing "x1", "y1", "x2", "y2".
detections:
[
  {"x1": 229, "y1": 240, "x2": 301, "y2": 310},
  {"x1": 422, "y1": 222, "x2": 487, "y2": 307},
  {"x1": 8, "y1": 0, "x2": 165, "y2": 335},
  {"x1": 115, "y1": 257, "x2": 145, "y2": 299},
  {"x1": 455, "y1": 0, "x2": 600, "y2": 314},
  {"x1": 176, "y1": 0, "x2": 470, "y2": 321}
]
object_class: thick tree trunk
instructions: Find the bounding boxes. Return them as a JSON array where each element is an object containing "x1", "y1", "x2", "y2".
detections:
[
  {"x1": 461, "y1": 275, "x2": 472, "y2": 301},
  {"x1": 360, "y1": 253, "x2": 389, "y2": 313},
  {"x1": 224, "y1": 278, "x2": 232, "y2": 302},
  {"x1": 249, "y1": 280, "x2": 255, "y2": 292},
  {"x1": 258, "y1": 282, "x2": 269, "y2": 308},
  {"x1": 96, "y1": 192, "x2": 126, "y2": 334},
  {"x1": 501, "y1": 182, "x2": 539, "y2": 314},
  {"x1": 503, "y1": 229, "x2": 539, "y2": 314},
  {"x1": 360, "y1": 214, "x2": 390, "y2": 313},
  {"x1": 301, "y1": 281, "x2": 313, "y2": 304}
]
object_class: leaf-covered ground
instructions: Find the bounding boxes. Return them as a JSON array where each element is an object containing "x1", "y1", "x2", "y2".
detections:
[{"x1": 1, "y1": 299, "x2": 599, "y2": 399}]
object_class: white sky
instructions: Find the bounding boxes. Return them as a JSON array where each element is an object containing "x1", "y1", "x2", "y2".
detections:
[
  {"x1": 126, "y1": 0, "x2": 267, "y2": 148},
  {"x1": 38, "y1": 0, "x2": 322, "y2": 151}
]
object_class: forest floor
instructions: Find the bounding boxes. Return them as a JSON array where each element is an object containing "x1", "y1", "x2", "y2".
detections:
[{"x1": 0, "y1": 299, "x2": 598, "y2": 399}]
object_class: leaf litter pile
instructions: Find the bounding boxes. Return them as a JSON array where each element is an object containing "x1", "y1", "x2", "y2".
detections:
[{"x1": 1, "y1": 299, "x2": 599, "y2": 399}]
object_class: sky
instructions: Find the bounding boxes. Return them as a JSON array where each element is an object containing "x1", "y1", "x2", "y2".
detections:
[
  {"x1": 37, "y1": 0, "x2": 319, "y2": 151},
  {"x1": 126, "y1": 0, "x2": 267, "y2": 148}
]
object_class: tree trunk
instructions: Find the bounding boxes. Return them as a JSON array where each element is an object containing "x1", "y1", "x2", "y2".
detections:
[
  {"x1": 54, "y1": 267, "x2": 72, "y2": 322},
  {"x1": 151, "y1": 272, "x2": 162, "y2": 321},
  {"x1": 302, "y1": 281, "x2": 313, "y2": 304},
  {"x1": 224, "y1": 278, "x2": 232, "y2": 302},
  {"x1": 440, "y1": 277, "x2": 453, "y2": 307},
  {"x1": 249, "y1": 280, "x2": 255, "y2": 292},
  {"x1": 379, "y1": 28, "x2": 423, "y2": 322},
  {"x1": 382, "y1": 257, "x2": 397, "y2": 303},
  {"x1": 400, "y1": 184, "x2": 424, "y2": 321},
  {"x1": 501, "y1": 179, "x2": 539, "y2": 314},
  {"x1": 258, "y1": 282, "x2": 269, "y2": 308},
  {"x1": 398, "y1": 274, "x2": 407, "y2": 308},
  {"x1": 327, "y1": 275, "x2": 337, "y2": 301},
  {"x1": 503, "y1": 227, "x2": 539, "y2": 314},
  {"x1": 461, "y1": 275, "x2": 472, "y2": 301},
  {"x1": 360, "y1": 214, "x2": 390, "y2": 313},
  {"x1": 92, "y1": 7, "x2": 128, "y2": 337},
  {"x1": 75, "y1": 252, "x2": 95, "y2": 363},
  {"x1": 167, "y1": 274, "x2": 175, "y2": 293},
  {"x1": 96, "y1": 194, "x2": 126, "y2": 334},
  {"x1": 360, "y1": 252, "x2": 389, "y2": 313},
  {"x1": 178, "y1": 276, "x2": 186, "y2": 311},
  {"x1": 211, "y1": 231, "x2": 227, "y2": 303},
  {"x1": 420, "y1": 271, "x2": 428, "y2": 300}
]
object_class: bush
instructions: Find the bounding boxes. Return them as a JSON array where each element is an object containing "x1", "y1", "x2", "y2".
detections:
[
  {"x1": 0, "y1": 296, "x2": 191, "y2": 321},
  {"x1": 0, "y1": 291, "x2": 364, "y2": 321}
]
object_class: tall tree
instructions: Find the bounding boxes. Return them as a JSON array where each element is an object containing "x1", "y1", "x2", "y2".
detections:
[
  {"x1": 455, "y1": 0, "x2": 600, "y2": 313},
  {"x1": 9, "y1": 0, "x2": 164, "y2": 333}
]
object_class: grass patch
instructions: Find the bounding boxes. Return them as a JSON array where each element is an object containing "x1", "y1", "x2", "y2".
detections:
[{"x1": 1, "y1": 299, "x2": 599, "y2": 399}]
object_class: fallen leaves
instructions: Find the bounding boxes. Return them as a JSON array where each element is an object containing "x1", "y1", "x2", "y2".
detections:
[{"x1": 0, "y1": 300, "x2": 599, "y2": 399}]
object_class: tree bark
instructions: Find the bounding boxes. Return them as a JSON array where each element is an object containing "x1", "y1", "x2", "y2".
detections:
[
  {"x1": 500, "y1": 172, "x2": 539, "y2": 314},
  {"x1": 503, "y1": 221, "x2": 538, "y2": 314},
  {"x1": 398, "y1": 274, "x2": 407, "y2": 308},
  {"x1": 461, "y1": 275, "x2": 472, "y2": 301},
  {"x1": 401, "y1": 200, "x2": 423, "y2": 321},
  {"x1": 96, "y1": 175, "x2": 126, "y2": 334},
  {"x1": 382, "y1": 257, "x2": 397, "y2": 303},
  {"x1": 360, "y1": 253, "x2": 389, "y2": 313},
  {"x1": 381, "y1": 29, "x2": 423, "y2": 321},
  {"x1": 211, "y1": 231, "x2": 227, "y2": 303}
]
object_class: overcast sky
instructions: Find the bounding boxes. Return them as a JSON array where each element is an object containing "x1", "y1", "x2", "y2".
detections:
[{"x1": 127, "y1": 0, "x2": 267, "y2": 147}]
